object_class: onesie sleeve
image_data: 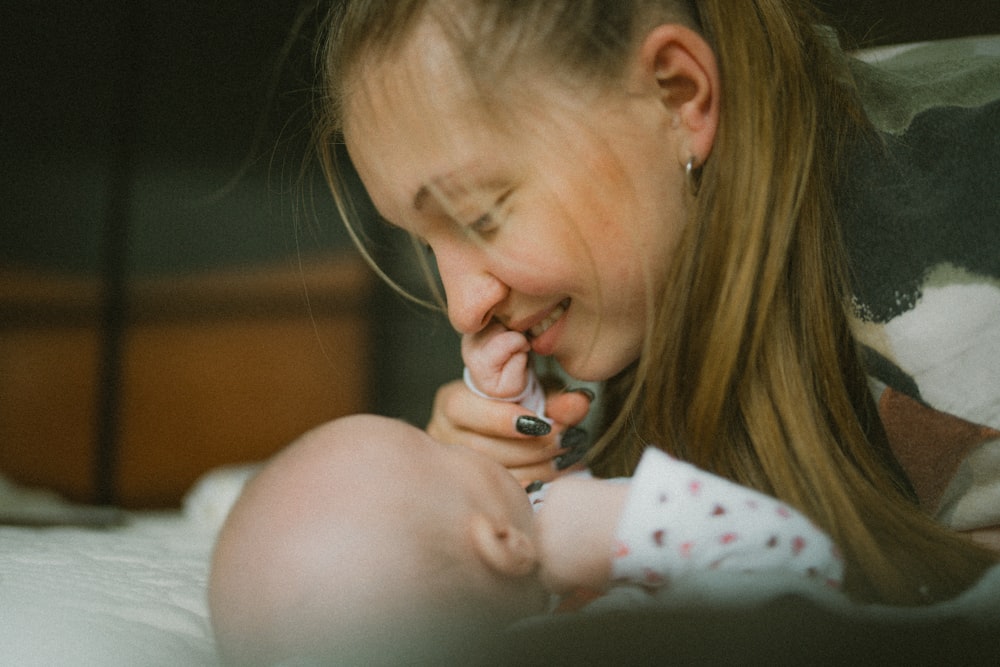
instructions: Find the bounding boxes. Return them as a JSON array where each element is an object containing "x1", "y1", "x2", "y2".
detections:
[
  {"x1": 463, "y1": 366, "x2": 548, "y2": 418},
  {"x1": 610, "y1": 449, "x2": 843, "y2": 592}
]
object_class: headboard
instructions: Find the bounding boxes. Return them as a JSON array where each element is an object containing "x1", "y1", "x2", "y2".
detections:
[{"x1": 0, "y1": 254, "x2": 373, "y2": 508}]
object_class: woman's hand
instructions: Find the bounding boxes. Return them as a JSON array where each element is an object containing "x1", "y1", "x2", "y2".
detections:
[{"x1": 426, "y1": 378, "x2": 593, "y2": 485}]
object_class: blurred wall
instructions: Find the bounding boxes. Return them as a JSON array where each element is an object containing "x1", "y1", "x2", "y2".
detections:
[
  {"x1": 1, "y1": 2, "x2": 348, "y2": 276},
  {"x1": 0, "y1": 2, "x2": 454, "y2": 433},
  {"x1": 817, "y1": 1, "x2": 1000, "y2": 48}
]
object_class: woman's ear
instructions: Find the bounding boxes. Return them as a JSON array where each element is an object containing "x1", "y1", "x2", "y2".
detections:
[
  {"x1": 468, "y1": 513, "x2": 538, "y2": 579},
  {"x1": 634, "y1": 23, "x2": 720, "y2": 166}
]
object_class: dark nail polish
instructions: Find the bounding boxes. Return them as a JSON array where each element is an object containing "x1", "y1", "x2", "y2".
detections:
[
  {"x1": 555, "y1": 447, "x2": 588, "y2": 470},
  {"x1": 554, "y1": 427, "x2": 591, "y2": 470},
  {"x1": 516, "y1": 415, "x2": 552, "y2": 437},
  {"x1": 566, "y1": 387, "x2": 596, "y2": 402},
  {"x1": 525, "y1": 480, "x2": 545, "y2": 494},
  {"x1": 560, "y1": 426, "x2": 589, "y2": 451}
]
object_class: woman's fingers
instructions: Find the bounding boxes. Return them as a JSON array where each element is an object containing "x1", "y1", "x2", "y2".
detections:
[
  {"x1": 426, "y1": 380, "x2": 566, "y2": 468},
  {"x1": 426, "y1": 378, "x2": 596, "y2": 485},
  {"x1": 468, "y1": 432, "x2": 565, "y2": 474},
  {"x1": 428, "y1": 379, "x2": 521, "y2": 439},
  {"x1": 545, "y1": 388, "x2": 594, "y2": 426}
]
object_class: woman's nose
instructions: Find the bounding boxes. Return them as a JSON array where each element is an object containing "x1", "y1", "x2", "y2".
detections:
[{"x1": 435, "y1": 247, "x2": 507, "y2": 334}]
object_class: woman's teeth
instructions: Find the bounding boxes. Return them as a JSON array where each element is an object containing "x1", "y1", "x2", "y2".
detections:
[{"x1": 529, "y1": 300, "x2": 568, "y2": 338}]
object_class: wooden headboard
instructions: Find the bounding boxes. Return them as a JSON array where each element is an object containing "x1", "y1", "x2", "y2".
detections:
[{"x1": 0, "y1": 254, "x2": 373, "y2": 508}]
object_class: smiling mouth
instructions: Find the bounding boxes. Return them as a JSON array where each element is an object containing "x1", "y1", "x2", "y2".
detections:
[{"x1": 527, "y1": 299, "x2": 569, "y2": 340}]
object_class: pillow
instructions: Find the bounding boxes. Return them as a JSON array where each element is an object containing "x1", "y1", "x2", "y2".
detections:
[{"x1": 841, "y1": 35, "x2": 1000, "y2": 516}]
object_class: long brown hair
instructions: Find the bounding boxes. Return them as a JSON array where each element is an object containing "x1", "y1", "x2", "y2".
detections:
[{"x1": 315, "y1": 0, "x2": 997, "y2": 605}]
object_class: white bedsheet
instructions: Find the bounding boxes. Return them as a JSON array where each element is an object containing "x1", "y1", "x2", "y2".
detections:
[
  {"x1": 0, "y1": 465, "x2": 257, "y2": 667},
  {"x1": 0, "y1": 515, "x2": 218, "y2": 666}
]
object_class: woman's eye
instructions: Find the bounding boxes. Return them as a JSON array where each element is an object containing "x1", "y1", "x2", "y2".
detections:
[
  {"x1": 469, "y1": 212, "x2": 497, "y2": 234},
  {"x1": 466, "y1": 191, "x2": 510, "y2": 236}
]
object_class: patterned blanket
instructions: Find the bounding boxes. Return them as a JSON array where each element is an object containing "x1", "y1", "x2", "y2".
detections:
[{"x1": 842, "y1": 36, "x2": 1000, "y2": 528}]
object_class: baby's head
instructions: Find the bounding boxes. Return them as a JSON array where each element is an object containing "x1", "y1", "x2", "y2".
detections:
[{"x1": 209, "y1": 414, "x2": 548, "y2": 665}]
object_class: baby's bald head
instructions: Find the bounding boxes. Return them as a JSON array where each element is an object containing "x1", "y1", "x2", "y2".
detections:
[{"x1": 209, "y1": 415, "x2": 545, "y2": 665}]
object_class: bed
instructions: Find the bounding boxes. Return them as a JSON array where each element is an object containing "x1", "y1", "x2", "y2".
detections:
[
  {"x1": 0, "y1": 465, "x2": 250, "y2": 667},
  {"x1": 3, "y1": 464, "x2": 1000, "y2": 666},
  {"x1": 2, "y1": 34, "x2": 999, "y2": 667}
]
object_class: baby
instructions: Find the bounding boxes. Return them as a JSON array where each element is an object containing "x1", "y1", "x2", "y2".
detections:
[
  {"x1": 209, "y1": 415, "x2": 843, "y2": 666},
  {"x1": 209, "y1": 415, "x2": 551, "y2": 665}
]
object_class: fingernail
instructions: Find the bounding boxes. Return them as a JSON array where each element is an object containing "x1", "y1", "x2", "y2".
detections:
[
  {"x1": 554, "y1": 427, "x2": 591, "y2": 470},
  {"x1": 560, "y1": 426, "x2": 589, "y2": 451},
  {"x1": 516, "y1": 415, "x2": 552, "y2": 437},
  {"x1": 555, "y1": 447, "x2": 587, "y2": 470},
  {"x1": 525, "y1": 480, "x2": 545, "y2": 494},
  {"x1": 566, "y1": 387, "x2": 596, "y2": 402}
]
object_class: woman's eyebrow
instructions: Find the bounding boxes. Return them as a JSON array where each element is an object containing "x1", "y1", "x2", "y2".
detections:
[{"x1": 413, "y1": 175, "x2": 459, "y2": 213}]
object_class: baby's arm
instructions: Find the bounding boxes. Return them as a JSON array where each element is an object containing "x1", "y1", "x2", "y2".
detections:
[
  {"x1": 533, "y1": 475, "x2": 629, "y2": 594},
  {"x1": 535, "y1": 449, "x2": 843, "y2": 595}
]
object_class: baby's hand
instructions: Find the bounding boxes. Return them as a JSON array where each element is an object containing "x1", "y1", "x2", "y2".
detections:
[{"x1": 462, "y1": 321, "x2": 532, "y2": 400}]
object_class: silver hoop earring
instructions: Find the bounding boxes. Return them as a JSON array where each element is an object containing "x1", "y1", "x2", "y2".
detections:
[{"x1": 685, "y1": 157, "x2": 701, "y2": 197}]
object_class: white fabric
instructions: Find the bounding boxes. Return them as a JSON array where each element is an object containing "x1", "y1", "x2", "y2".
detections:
[
  {"x1": 0, "y1": 466, "x2": 254, "y2": 667},
  {"x1": 585, "y1": 449, "x2": 1000, "y2": 625},
  {"x1": 611, "y1": 449, "x2": 843, "y2": 595},
  {"x1": 871, "y1": 279, "x2": 1000, "y2": 433},
  {"x1": 0, "y1": 515, "x2": 219, "y2": 667},
  {"x1": 463, "y1": 365, "x2": 548, "y2": 419},
  {"x1": 937, "y1": 438, "x2": 1000, "y2": 530}
]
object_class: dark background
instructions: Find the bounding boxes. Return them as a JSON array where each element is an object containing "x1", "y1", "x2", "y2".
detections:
[
  {"x1": 2, "y1": 1, "x2": 998, "y2": 426},
  {"x1": 816, "y1": 0, "x2": 1000, "y2": 47}
]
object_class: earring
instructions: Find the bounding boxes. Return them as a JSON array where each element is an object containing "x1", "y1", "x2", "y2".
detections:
[{"x1": 685, "y1": 157, "x2": 701, "y2": 197}]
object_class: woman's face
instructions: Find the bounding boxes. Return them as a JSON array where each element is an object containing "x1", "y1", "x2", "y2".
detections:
[{"x1": 344, "y1": 20, "x2": 690, "y2": 382}]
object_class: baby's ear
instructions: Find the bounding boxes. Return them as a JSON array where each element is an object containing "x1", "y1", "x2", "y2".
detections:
[{"x1": 468, "y1": 514, "x2": 538, "y2": 579}]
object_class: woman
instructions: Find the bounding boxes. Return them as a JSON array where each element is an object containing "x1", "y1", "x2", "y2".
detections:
[{"x1": 314, "y1": 0, "x2": 998, "y2": 604}]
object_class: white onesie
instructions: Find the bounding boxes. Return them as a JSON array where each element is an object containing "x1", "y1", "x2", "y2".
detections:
[
  {"x1": 610, "y1": 448, "x2": 842, "y2": 591},
  {"x1": 528, "y1": 448, "x2": 843, "y2": 612}
]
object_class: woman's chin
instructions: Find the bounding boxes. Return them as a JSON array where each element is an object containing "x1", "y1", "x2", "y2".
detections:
[{"x1": 556, "y1": 352, "x2": 631, "y2": 384}]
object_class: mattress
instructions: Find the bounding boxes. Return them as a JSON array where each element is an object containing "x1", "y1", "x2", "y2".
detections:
[{"x1": 0, "y1": 465, "x2": 255, "y2": 667}]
